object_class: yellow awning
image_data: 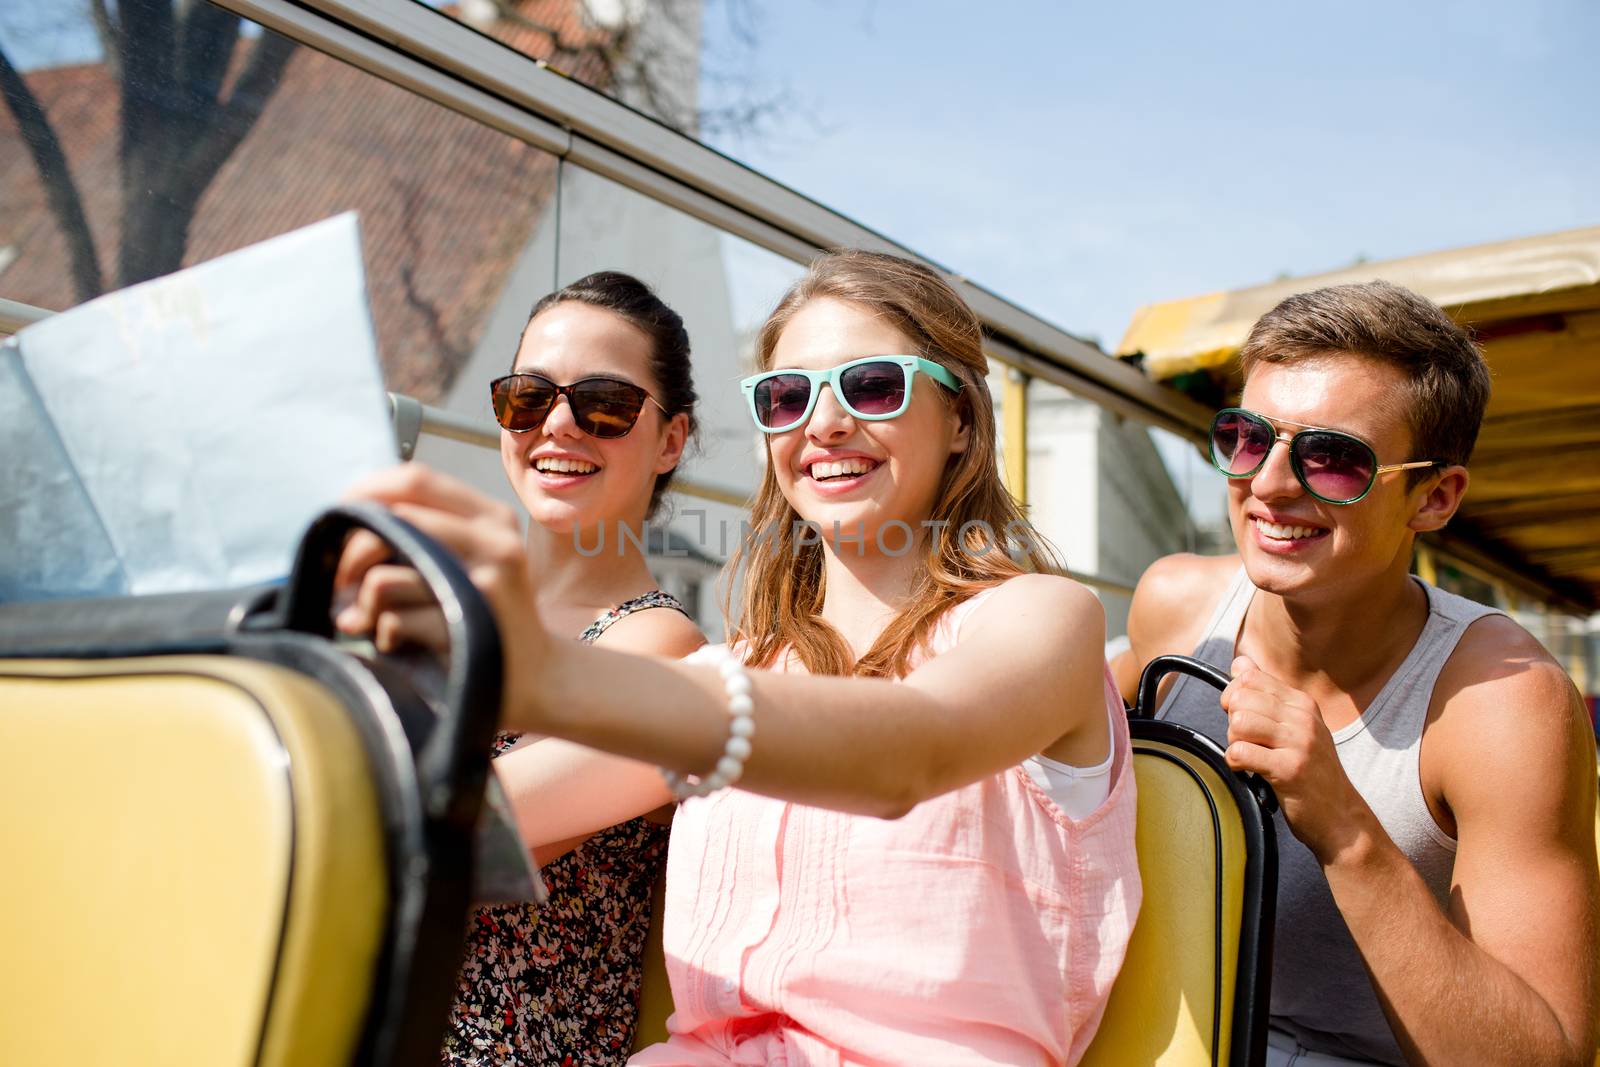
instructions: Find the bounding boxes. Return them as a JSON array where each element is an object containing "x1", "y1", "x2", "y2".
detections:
[{"x1": 1117, "y1": 226, "x2": 1600, "y2": 612}]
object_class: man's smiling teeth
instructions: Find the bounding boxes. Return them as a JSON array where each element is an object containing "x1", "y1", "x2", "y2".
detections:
[
  {"x1": 1255, "y1": 518, "x2": 1321, "y2": 540},
  {"x1": 534, "y1": 458, "x2": 597, "y2": 474},
  {"x1": 810, "y1": 458, "x2": 875, "y2": 480}
]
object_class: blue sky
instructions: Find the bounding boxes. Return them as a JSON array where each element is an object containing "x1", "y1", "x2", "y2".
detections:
[
  {"x1": 695, "y1": 0, "x2": 1600, "y2": 523},
  {"x1": 701, "y1": 0, "x2": 1600, "y2": 350}
]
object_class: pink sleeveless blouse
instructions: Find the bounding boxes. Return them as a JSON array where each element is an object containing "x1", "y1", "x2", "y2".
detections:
[{"x1": 629, "y1": 584, "x2": 1140, "y2": 1066}]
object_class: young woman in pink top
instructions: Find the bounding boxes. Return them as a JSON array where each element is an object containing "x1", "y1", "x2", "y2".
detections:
[{"x1": 343, "y1": 250, "x2": 1140, "y2": 1066}]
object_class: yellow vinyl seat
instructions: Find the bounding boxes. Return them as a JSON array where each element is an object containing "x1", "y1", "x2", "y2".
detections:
[
  {"x1": 1080, "y1": 655, "x2": 1277, "y2": 1067},
  {"x1": 0, "y1": 656, "x2": 386, "y2": 1067},
  {"x1": 0, "y1": 503, "x2": 504, "y2": 1067},
  {"x1": 1079, "y1": 722, "x2": 1276, "y2": 1066},
  {"x1": 633, "y1": 863, "x2": 675, "y2": 1054}
]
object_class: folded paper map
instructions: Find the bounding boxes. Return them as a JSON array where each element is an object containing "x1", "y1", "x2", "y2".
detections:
[{"x1": 1, "y1": 212, "x2": 396, "y2": 600}]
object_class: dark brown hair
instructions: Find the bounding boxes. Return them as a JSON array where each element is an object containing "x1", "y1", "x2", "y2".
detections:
[
  {"x1": 522, "y1": 271, "x2": 698, "y2": 515},
  {"x1": 1238, "y1": 280, "x2": 1490, "y2": 482}
]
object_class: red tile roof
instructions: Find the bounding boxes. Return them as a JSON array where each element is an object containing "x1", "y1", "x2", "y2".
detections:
[{"x1": 0, "y1": 2, "x2": 617, "y2": 401}]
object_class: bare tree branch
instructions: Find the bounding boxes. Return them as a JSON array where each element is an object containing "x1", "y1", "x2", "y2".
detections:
[
  {"x1": 175, "y1": 3, "x2": 240, "y2": 114},
  {"x1": 6, "y1": 4, "x2": 310, "y2": 294},
  {"x1": 89, "y1": 0, "x2": 122, "y2": 82},
  {"x1": 0, "y1": 42, "x2": 102, "y2": 301},
  {"x1": 113, "y1": 7, "x2": 295, "y2": 285},
  {"x1": 172, "y1": 27, "x2": 295, "y2": 205},
  {"x1": 115, "y1": 0, "x2": 181, "y2": 284},
  {"x1": 693, "y1": 0, "x2": 796, "y2": 142},
  {"x1": 117, "y1": 0, "x2": 175, "y2": 187},
  {"x1": 392, "y1": 176, "x2": 465, "y2": 386}
]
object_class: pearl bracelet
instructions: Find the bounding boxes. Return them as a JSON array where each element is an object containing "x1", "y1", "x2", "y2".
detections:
[{"x1": 662, "y1": 646, "x2": 756, "y2": 801}]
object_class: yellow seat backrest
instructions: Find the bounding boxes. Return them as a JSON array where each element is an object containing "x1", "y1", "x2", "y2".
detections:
[
  {"x1": 1079, "y1": 736, "x2": 1254, "y2": 1067},
  {"x1": 0, "y1": 656, "x2": 387, "y2": 1067},
  {"x1": 633, "y1": 863, "x2": 674, "y2": 1052}
]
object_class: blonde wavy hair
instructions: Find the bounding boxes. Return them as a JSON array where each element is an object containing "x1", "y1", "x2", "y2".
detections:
[{"x1": 725, "y1": 249, "x2": 1063, "y2": 678}]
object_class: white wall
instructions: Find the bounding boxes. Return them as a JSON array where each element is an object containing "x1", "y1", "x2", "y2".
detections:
[{"x1": 1024, "y1": 384, "x2": 1195, "y2": 639}]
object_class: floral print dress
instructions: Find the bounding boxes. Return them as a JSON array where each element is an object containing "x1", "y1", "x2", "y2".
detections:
[{"x1": 444, "y1": 590, "x2": 689, "y2": 1066}]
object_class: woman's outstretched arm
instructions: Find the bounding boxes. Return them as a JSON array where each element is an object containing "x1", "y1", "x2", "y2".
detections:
[
  {"x1": 495, "y1": 738, "x2": 673, "y2": 862},
  {"x1": 348, "y1": 464, "x2": 1108, "y2": 819}
]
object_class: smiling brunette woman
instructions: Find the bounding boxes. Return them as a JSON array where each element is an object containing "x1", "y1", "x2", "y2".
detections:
[
  {"x1": 338, "y1": 272, "x2": 704, "y2": 1066},
  {"x1": 342, "y1": 250, "x2": 1140, "y2": 1066}
]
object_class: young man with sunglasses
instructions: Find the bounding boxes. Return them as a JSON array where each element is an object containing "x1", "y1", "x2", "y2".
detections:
[{"x1": 1122, "y1": 281, "x2": 1598, "y2": 1066}]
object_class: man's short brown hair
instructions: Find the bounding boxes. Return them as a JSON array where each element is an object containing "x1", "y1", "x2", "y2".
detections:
[{"x1": 1238, "y1": 281, "x2": 1491, "y2": 480}]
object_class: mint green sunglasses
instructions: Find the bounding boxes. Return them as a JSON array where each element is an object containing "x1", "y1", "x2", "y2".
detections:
[{"x1": 740, "y1": 355, "x2": 963, "y2": 433}]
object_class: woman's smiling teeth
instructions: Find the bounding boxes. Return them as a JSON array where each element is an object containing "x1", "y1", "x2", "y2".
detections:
[
  {"x1": 1254, "y1": 518, "x2": 1323, "y2": 541},
  {"x1": 809, "y1": 458, "x2": 877, "y2": 481},
  {"x1": 534, "y1": 457, "x2": 598, "y2": 475}
]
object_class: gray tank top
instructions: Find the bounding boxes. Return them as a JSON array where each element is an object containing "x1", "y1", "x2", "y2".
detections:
[{"x1": 1157, "y1": 567, "x2": 1504, "y2": 1065}]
